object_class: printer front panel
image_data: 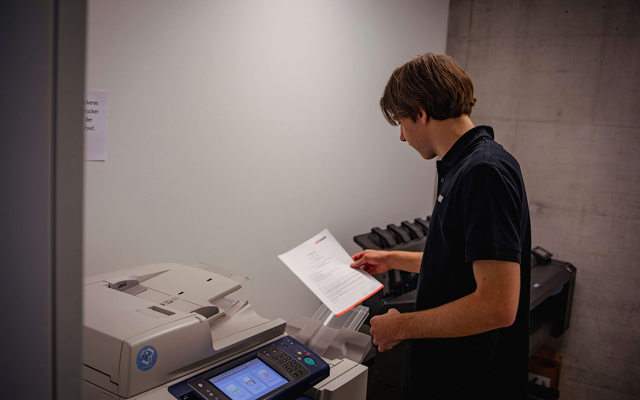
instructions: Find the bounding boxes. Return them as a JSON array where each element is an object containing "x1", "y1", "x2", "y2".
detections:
[{"x1": 119, "y1": 316, "x2": 215, "y2": 397}]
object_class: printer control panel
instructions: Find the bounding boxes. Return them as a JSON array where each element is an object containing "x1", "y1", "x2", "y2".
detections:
[{"x1": 169, "y1": 337, "x2": 329, "y2": 400}]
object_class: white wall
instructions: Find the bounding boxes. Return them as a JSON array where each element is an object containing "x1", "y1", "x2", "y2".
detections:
[{"x1": 85, "y1": 0, "x2": 449, "y2": 320}]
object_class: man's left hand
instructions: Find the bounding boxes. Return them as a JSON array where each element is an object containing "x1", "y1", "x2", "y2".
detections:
[{"x1": 369, "y1": 308, "x2": 402, "y2": 352}]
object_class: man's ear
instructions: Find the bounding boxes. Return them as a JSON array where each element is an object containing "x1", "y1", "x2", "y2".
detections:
[{"x1": 417, "y1": 109, "x2": 429, "y2": 124}]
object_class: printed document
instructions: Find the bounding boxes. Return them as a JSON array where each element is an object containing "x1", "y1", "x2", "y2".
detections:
[{"x1": 278, "y1": 229, "x2": 383, "y2": 316}]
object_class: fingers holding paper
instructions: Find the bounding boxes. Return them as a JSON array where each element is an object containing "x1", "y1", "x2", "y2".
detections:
[
  {"x1": 350, "y1": 249, "x2": 393, "y2": 275},
  {"x1": 370, "y1": 308, "x2": 402, "y2": 352}
]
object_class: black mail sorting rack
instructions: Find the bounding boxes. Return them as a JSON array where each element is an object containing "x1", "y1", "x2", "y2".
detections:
[{"x1": 353, "y1": 217, "x2": 576, "y2": 400}]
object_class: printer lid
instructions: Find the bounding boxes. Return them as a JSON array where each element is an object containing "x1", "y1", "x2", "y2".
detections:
[{"x1": 84, "y1": 263, "x2": 242, "y2": 341}]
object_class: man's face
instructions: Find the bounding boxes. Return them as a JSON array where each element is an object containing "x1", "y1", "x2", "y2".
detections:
[{"x1": 398, "y1": 116, "x2": 437, "y2": 160}]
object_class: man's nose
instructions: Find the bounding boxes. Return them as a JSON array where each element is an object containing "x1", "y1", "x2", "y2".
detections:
[{"x1": 400, "y1": 129, "x2": 406, "y2": 142}]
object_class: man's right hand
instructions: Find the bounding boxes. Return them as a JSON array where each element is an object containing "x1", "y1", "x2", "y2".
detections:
[{"x1": 350, "y1": 250, "x2": 394, "y2": 274}]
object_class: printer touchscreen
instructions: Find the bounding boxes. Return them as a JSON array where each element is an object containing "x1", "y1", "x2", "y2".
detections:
[
  {"x1": 209, "y1": 358, "x2": 288, "y2": 400},
  {"x1": 176, "y1": 337, "x2": 330, "y2": 400}
]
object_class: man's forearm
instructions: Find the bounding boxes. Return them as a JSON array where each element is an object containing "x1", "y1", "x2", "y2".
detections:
[
  {"x1": 387, "y1": 251, "x2": 423, "y2": 273},
  {"x1": 393, "y1": 291, "x2": 515, "y2": 340},
  {"x1": 369, "y1": 260, "x2": 521, "y2": 351}
]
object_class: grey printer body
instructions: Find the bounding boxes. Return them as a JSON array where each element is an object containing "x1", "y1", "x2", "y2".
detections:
[{"x1": 83, "y1": 263, "x2": 367, "y2": 400}]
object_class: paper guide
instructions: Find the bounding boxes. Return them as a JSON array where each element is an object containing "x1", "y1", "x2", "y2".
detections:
[{"x1": 278, "y1": 229, "x2": 383, "y2": 316}]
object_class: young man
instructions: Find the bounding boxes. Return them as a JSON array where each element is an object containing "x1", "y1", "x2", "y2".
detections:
[{"x1": 350, "y1": 54, "x2": 531, "y2": 399}]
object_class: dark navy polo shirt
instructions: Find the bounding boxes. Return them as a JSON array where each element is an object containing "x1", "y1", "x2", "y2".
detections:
[{"x1": 408, "y1": 125, "x2": 531, "y2": 399}]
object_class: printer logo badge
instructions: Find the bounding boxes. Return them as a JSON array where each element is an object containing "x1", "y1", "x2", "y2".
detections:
[{"x1": 136, "y1": 345, "x2": 158, "y2": 371}]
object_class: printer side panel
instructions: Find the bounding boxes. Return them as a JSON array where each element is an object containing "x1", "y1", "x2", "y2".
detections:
[{"x1": 84, "y1": 325, "x2": 123, "y2": 387}]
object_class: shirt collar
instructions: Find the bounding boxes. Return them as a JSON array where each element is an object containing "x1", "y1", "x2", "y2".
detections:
[{"x1": 436, "y1": 125, "x2": 494, "y2": 176}]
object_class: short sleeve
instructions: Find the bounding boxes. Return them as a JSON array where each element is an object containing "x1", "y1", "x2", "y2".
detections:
[{"x1": 461, "y1": 163, "x2": 522, "y2": 264}]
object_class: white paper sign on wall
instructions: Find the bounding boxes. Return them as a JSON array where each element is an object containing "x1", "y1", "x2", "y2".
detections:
[{"x1": 84, "y1": 90, "x2": 108, "y2": 161}]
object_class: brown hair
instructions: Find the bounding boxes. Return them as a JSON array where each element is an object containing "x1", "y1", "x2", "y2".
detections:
[{"x1": 380, "y1": 53, "x2": 476, "y2": 125}]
